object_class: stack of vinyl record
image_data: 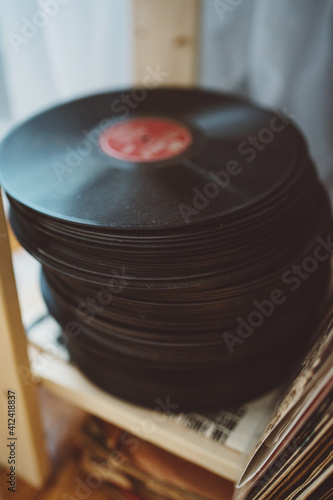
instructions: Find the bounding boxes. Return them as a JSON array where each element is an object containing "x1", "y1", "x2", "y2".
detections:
[{"x1": 1, "y1": 88, "x2": 332, "y2": 410}]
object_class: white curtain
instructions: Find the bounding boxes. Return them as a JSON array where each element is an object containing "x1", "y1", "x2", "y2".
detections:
[
  {"x1": 0, "y1": 0, "x2": 332, "y2": 182},
  {"x1": 201, "y1": 0, "x2": 333, "y2": 183},
  {"x1": 0, "y1": 0, "x2": 132, "y2": 127}
]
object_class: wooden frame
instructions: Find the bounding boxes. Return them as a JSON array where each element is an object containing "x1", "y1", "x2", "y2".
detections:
[
  {"x1": 0, "y1": 191, "x2": 50, "y2": 488},
  {"x1": 133, "y1": 0, "x2": 200, "y2": 86}
]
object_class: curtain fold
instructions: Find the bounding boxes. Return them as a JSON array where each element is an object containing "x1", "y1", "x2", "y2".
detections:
[{"x1": 200, "y1": 0, "x2": 333, "y2": 181}]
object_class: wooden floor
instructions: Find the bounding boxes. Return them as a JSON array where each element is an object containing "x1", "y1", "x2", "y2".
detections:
[
  {"x1": 0, "y1": 387, "x2": 113, "y2": 500},
  {"x1": 0, "y1": 455, "x2": 112, "y2": 500}
]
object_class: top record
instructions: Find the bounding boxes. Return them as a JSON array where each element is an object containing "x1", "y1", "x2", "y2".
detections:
[{"x1": 0, "y1": 88, "x2": 304, "y2": 229}]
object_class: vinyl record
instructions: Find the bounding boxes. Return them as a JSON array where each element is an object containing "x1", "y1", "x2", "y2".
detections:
[{"x1": 0, "y1": 88, "x2": 303, "y2": 229}]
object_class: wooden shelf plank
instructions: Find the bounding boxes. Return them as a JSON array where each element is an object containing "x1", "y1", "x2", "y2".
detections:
[
  {"x1": 133, "y1": 0, "x2": 201, "y2": 86},
  {"x1": 0, "y1": 191, "x2": 50, "y2": 488}
]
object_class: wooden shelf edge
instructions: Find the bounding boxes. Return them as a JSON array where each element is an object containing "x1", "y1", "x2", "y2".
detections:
[{"x1": 30, "y1": 351, "x2": 241, "y2": 482}]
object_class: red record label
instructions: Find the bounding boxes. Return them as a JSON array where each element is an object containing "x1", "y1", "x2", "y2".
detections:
[{"x1": 99, "y1": 117, "x2": 192, "y2": 162}]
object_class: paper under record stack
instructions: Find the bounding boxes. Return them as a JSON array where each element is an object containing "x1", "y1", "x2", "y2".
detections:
[{"x1": 13, "y1": 249, "x2": 333, "y2": 500}]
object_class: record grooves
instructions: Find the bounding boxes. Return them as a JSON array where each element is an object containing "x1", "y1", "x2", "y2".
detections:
[{"x1": 1, "y1": 88, "x2": 332, "y2": 410}]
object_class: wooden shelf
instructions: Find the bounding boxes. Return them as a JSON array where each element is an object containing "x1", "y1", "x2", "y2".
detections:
[{"x1": 31, "y1": 347, "x2": 242, "y2": 482}]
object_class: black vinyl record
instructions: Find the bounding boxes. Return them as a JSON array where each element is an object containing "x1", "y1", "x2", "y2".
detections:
[
  {"x1": 0, "y1": 88, "x2": 303, "y2": 229},
  {"x1": 1, "y1": 88, "x2": 332, "y2": 410}
]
